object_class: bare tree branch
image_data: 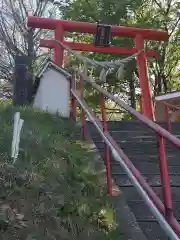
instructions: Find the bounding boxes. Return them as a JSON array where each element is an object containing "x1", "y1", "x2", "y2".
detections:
[
  {"x1": 169, "y1": 18, "x2": 180, "y2": 37},
  {"x1": 152, "y1": 0, "x2": 162, "y2": 9},
  {"x1": 0, "y1": 0, "x2": 61, "y2": 97}
]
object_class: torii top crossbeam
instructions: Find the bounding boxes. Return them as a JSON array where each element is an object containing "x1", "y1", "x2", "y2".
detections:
[{"x1": 28, "y1": 16, "x2": 168, "y2": 41}]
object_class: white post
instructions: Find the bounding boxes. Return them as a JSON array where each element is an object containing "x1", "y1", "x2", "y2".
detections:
[{"x1": 11, "y1": 112, "x2": 24, "y2": 163}]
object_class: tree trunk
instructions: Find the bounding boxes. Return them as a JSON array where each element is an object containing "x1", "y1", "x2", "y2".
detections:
[{"x1": 27, "y1": 28, "x2": 34, "y2": 103}]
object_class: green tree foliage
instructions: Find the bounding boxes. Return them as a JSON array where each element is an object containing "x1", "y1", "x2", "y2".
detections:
[
  {"x1": 130, "y1": 0, "x2": 180, "y2": 94},
  {"x1": 61, "y1": 0, "x2": 179, "y2": 112},
  {"x1": 61, "y1": 0, "x2": 144, "y2": 111},
  {"x1": 61, "y1": 0, "x2": 143, "y2": 25}
]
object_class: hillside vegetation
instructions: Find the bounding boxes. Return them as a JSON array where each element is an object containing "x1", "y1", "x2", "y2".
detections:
[{"x1": 0, "y1": 103, "x2": 120, "y2": 240}]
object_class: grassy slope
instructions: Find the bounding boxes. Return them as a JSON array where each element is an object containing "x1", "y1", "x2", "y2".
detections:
[{"x1": 0, "y1": 103, "x2": 121, "y2": 240}]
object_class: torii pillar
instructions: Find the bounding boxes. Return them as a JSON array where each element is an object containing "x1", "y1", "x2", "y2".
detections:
[{"x1": 27, "y1": 16, "x2": 169, "y2": 120}]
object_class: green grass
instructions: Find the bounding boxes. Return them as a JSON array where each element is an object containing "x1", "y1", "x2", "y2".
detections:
[{"x1": 0, "y1": 102, "x2": 121, "y2": 240}]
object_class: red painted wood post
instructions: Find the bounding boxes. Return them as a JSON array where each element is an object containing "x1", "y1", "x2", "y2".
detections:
[
  {"x1": 80, "y1": 75, "x2": 86, "y2": 138},
  {"x1": 134, "y1": 34, "x2": 155, "y2": 121},
  {"x1": 100, "y1": 93, "x2": 112, "y2": 196},
  {"x1": 54, "y1": 25, "x2": 64, "y2": 66},
  {"x1": 157, "y1": 135, "x2": 173, "y2": 222}
]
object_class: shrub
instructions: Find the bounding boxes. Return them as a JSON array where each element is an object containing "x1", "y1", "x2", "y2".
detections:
[{"x1": 0, "y1": 104, "x2": 119, "y2": 240}]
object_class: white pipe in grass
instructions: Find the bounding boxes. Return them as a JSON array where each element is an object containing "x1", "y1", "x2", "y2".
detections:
[
  {"x1": 11, "y1": 112, "x2": 24, "y2": 163},
  {"x1": 11, "y1": 112, "x2": 20, "y2": 158},
  {"x1": 14, "y1": 119, "x2": 24, "y2": 160}
]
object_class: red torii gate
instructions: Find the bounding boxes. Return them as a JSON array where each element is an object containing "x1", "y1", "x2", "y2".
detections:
[{"x1": 27, "y1": 16, "x2": 169, "y2": 120}]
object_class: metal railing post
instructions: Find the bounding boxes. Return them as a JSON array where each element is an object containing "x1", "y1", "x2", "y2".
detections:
[
  {"x1": 100, "y1": 93, "x2": 112, "y2": 196},
  {"x1": 157, "y1": 135, "x2": 173, "y2": 222}
]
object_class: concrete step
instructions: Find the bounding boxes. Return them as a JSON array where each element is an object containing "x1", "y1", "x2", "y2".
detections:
[
  {"x1": 98, "y1": 149, "x2": 180, "y2": 165},
  {"x1": 93, "y1": 140, "x2": 180, "y2": 153},
  {"x1": 89, "y1": 129, "x2": 180, "y2": 138},
  {"x1": 112, "y1": 173, "x2": 180, "y2": 187},
  {"x1": 127, "y1": 200, "x2": 180, "y2": 221},
  {"x1": 137, "y1": 221, "x2": 169, "y2": 240},
  {"x1": 119, "y1": 186, "x2": 180, "y2": 202},
  {"x1": 111, "y1": 162, "x2": 180, "y2": 174},
  {"x1": 117, "y1": 153, "x2": 179, "y2": 165},
  {"x1": 87, "y1": 120, "x2": 180, "y2": 132},
  {"x1": 90, "y1": 135, "x2": 180, "y2": 148},
  {"x1": 87, "y1": 121, "x2": 180, "y2": 239}
]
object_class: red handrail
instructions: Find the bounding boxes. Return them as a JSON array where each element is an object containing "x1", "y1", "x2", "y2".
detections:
[
  {"x1": 160, "y1": 101, "x2": 180, "y2": 112},
  {"x1": 70, "y1": 74, "x2": 180, "y2": 237}
]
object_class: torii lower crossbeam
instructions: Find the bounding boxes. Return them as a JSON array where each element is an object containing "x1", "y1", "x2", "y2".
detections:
[{"x1": 40, "y1": 39, "x2": 157, "y2": 57}]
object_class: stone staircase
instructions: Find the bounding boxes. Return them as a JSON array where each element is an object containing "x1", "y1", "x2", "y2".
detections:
[{"x1": 87, "y1": 120, "x2": 180, "y2": 240}]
